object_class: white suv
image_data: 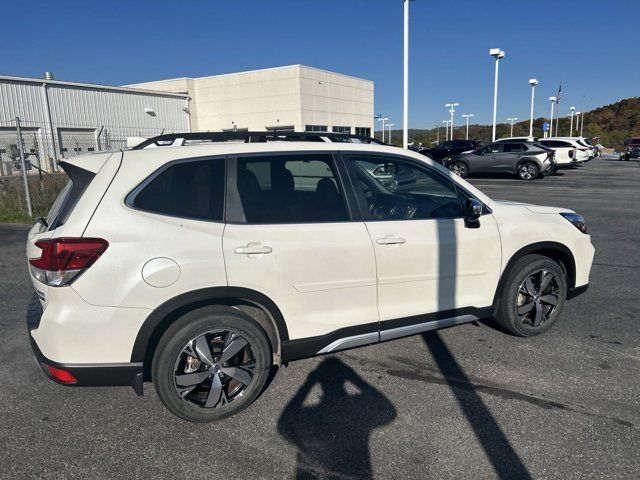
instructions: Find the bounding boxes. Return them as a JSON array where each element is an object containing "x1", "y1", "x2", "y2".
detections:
[{"x1": 26, "y1": 138, "x2": 594, "y2": 422}]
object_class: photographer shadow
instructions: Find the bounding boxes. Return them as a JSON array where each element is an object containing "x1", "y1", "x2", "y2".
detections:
[{"x1": 278, "y1": 357, "x2": 396, "y2": 479}]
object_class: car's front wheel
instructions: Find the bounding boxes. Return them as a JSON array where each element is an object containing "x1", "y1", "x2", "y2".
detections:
[
  {"x1": 152, "y1": 306, "x2": 273, "y2": 422},
  {"x1": 449, "y1": 162, "x2": 468, "y2": 178},
  {"x1": 496, "y1": 254, "x2": 567, "y2": 337},
  {"x1": 517, "y1": 162, "x2": 539, "y2": 180}
]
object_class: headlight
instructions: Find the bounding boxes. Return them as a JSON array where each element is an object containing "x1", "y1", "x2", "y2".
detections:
[{"x1": 560, "y1": 212, "x2": 587, "y2": 234}]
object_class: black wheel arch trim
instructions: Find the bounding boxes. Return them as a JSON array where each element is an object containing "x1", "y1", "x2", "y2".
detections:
[
  {"x1": 130, "y1": 287, "x2": 289, "y2": 365},
  {"x1": 492, "y1": 241, "x2": 577, "y2": 310}
]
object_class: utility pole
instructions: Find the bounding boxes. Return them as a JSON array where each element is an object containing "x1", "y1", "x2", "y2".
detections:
[
  {"x1": 528, "y1": 79, "x2": 538, "y2": 137},
  {"x1": 507, "y1": 117, "x2": 518, "y2": 137},
  {"x1": 490, "y1": 48, "x2": 505, "y2": 142},
  {"x1": 462, "y1": 114, "x2": 474, "y2": 140},
  {"x1": 548, "y1": 97, "x2": 556, "y2": 137},
  {"x1": 402, "y1": 0, "x2": 410, "y2": 149}
]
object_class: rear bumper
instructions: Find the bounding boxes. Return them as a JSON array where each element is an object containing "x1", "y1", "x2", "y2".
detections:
[{"x1": 26, "y1": 294, "x2": 144, "y2": 395}]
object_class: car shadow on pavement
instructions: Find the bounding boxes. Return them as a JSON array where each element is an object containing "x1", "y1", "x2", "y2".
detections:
[{"x1": 277, "y1": 357, "x2": 396, "y2": 479}]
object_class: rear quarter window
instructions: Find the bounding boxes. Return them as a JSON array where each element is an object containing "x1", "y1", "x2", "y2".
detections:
[{"x1": 128, "y1": 158, "x2": 225, "y2": 221}]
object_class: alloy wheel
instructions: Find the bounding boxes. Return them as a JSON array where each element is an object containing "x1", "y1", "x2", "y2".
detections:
[
  {"x1": 518, "y1": 164, "x2": 537, "y2": 180},
  {"x1": 173, "y1": 330, "x2": 256, "y2": 408},
  {"x1": 515, "y1": 269, "x2": 560, "y2": 327},
  {"x1": 450, "y1": 163, "x2": 467, "y2": 177}
]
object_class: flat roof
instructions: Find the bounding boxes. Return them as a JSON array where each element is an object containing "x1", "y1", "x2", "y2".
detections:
[
  {"x1": 125, "y1": 64, "x2": 373, "y2": 87},
  {"x1": 0, "y1": 75, "x2": 189, "y2": 99}
]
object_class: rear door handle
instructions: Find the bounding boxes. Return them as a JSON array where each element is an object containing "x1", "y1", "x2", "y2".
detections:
[
  {"x1": 377, "y1": 235, "x2": 406, "y2": 245},
  {"x1": 234, "y1": 242, "x2": 273, "y2": 255}
]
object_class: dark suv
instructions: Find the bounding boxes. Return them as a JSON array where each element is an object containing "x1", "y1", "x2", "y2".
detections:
[
  {"x1": 621, "y1": 138, "x2": 640, "y2": 161},
  {"x1": 420, "y1": 139, "x2": 483, "y2": 163}
]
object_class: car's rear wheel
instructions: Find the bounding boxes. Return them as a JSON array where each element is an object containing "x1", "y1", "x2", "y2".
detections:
[
  {"x1": 449, "y1": 162, "x2": 468, "y2": 178},
  {"x1": 496, "y1": 254, "x2": 567, "y2": 337},
  {"x1": 518, "y1": 162, "x2": 539, "y2": 180},
  {"x1": 152, "y1": 306, "x2": 273, "y2": 422}
]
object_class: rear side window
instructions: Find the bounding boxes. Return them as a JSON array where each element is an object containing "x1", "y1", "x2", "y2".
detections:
[
  {"x1": 503, "y1": 143, "x2": 526, "y2": 153},
  {"x1": 130, "y1": 158, "x2": 225, "y2": 221},
  {"x1": 235, "y1": 154, "x2": 348, "y2": 223}
]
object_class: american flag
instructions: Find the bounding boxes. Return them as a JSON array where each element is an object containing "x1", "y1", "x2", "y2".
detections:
[{"x1": 556, "y1": 84, "x2": 563, "y2": 104}]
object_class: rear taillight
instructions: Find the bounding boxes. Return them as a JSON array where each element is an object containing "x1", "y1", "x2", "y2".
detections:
[{"x1": 29, "y1": 238, "x2": 108, "y2": 286}]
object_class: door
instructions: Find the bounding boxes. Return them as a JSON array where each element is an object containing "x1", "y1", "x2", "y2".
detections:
[
  {"x1": 342, "y1": 152, "x2": 502, "y2": 329},
  {"x1": 498, "y1": 143, "x2": 527, "y2": 173},
  {"x1": 223, "y1": 153, "x2": 378, "y2": 343},
  {"x1": 470, "y1": 143, "x2": 502, "y2": 173}
]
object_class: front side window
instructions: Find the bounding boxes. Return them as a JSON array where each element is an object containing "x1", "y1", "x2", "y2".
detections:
[
  {"x1": 131, "y1": 158, "x2": 225, "y2": 221},
  {"x1": 479, "y1": 144, "x2": 503, "y2": 154},
  {"x1": 344, "y1": 154, "x2": 465, "y2": 221},
  {"x1": 236, "y1": 154, "x2": 348, "y2": 223}
]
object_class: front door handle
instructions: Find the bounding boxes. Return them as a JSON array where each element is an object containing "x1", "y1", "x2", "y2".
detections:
[
  {"x1": 377, "y1": 235, "x2": 406, "y2": 245},
  {"x1": 234, "y1": 242, "x2": 273, "y2": 255}
]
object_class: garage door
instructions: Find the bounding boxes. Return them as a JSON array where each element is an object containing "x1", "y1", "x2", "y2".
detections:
[{"x1": 57, "y1": 129, "x2": 97, "y2": 158}]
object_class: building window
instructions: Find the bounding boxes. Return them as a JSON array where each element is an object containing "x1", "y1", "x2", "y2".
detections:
[
  {"x1": 305, "y1": 125, "x2": 328, "y2": 132},
  {"x1": 266, "y1": 126, "x2": 295, "y2": 132},
  {"x1": 332, "y1": 126, "x2": 351, "y2": 134},
  {"x1": 355, "y1": 127, "x2": 371, "y2": 137}
]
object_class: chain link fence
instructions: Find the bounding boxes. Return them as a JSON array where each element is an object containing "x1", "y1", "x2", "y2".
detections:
[{"x1": 0, "y1": 117, "x2": 170, "y2": 222}]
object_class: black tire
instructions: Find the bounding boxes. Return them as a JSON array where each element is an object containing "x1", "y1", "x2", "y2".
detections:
[
  {"x1": 496, "y1": 254, "x2": 567, "y2": 337},
  {"x1": 152, "y1": 306, "x2": 273, "y2": 422},
  {"x1": 449, "y1": 162, "x2": 468, "y2": 178},
  {"x1": 517, "y1": 162, "x2": 539, "y2": 181}
]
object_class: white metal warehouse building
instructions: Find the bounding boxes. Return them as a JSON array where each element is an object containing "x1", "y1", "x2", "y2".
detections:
[
  {"x1": 0, "y1": 65, "x2": 373, "y2": 175},
  {"x1": 0, "y1": 74, "x2": 189, "y2": 173}
]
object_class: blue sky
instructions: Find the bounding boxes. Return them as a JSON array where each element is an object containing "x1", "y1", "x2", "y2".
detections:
[{"x1": 3, "y1": 0, "x2": 638, "y2": 128}]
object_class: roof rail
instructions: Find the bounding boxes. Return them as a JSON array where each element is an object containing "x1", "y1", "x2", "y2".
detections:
[{"x1": 132, "y1": 131, "x2": 385, "y2": 149}]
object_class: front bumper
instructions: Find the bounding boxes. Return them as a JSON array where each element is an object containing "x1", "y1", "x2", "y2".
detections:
[{"x1": 26, "y1": 293, "x2": 144, "y2": 395}]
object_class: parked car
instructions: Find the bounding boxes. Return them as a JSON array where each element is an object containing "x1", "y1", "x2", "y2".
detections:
[
  {"x1": 622, "y1": 146, "x2": 640, "y2": 161},
  {"x1": 621, "y1": 137, "x2": 640, "y2": 161},
  {"x1": 538, "y1": 138, "x2": 590, "y2": 168},
  {"x1": 442, "y1": 141, "x2": 556, "y2": 180},
  {"x1": 26, "y1": 135, "x2": 593, "y2": 422},
  {"x1": 419, "y1": 139, "x2": 483, "y2": 163},
  {"x1": 495, "y1": 136, "x2": 539, "y2": 143}
]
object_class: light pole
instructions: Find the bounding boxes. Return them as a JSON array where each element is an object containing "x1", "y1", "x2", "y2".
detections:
[
  {"x1": 575, "y1": 112, "x2": 581, "y2": 137},
  {"x1": 569, "y1": 107, "x2": 575, "y2": 136},
  {"x1": 445, "y1": 102, "x2": 459, "y2": 139},
  {"x1": 490, "y1": 48, "x2": 505, "y2": 142},
  {"x1": 580, "y1": 112, "x2": 585, "y2": 137},
  {"x1": 548, "y1": 97, "x2": 557, "y2": 137},
  {"x1": 462, "y1": 114, "x2": 474, "y2": 140},
  {"x1": 528, "y1": 78, "x2": 538, "y2": 138},
  {"x1": 443, "y1": 120, "x2": 450, "y2": 141},
  {"x1": 378, "y1": 117, "x2": 388, "y2": 142},
  {"x1": 402, "y1": 0, "x2": 410, "y2": 149},
  {"x1": 387, "y1": 123, "x2": 394, "y2": 143},
  {"x1": 507, "y1": 117, "x2": 518, "y2": 137}
]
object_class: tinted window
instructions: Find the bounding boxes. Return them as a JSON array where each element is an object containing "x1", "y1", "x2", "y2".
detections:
[
  {"x1": 438, "y1": 142, "x2": 454, "y2": 149},
  {"x1": 132, "y1": 159, "x2": 225, "y2": 221},
  {"x1": 345, "y1": 155, "x2": 464, "y2": 221},
  {"x1": 503, "y1": 143, "x2": 526, "y2": 153},
  {"x1": 452, "y1": 140, "x2": 469, "y2": 148},
  {"x1": 236, "y1": 154, "x2": 348, "y2": 223},
  {"x1": 479, "y1": 144, "x2": 502, "y2": 154}
]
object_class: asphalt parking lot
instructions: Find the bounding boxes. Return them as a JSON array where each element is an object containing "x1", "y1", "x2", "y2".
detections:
[{"x1": 1, "y1": 155, "x2": 638, "y2": 479}]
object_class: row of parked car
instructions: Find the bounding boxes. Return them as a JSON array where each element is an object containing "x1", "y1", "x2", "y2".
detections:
[{"x1": 413, "y1": 136, "x2": 598, "y2": 181}]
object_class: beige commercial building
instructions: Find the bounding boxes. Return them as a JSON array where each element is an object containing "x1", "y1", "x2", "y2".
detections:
[{"x1": 127, "y1": 65, "x2": 374, "y2": 136}]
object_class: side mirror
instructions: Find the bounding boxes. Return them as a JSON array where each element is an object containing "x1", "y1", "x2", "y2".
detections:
[{"x1": 464, "y1": 198, "x2": 482, "y2": 228}]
